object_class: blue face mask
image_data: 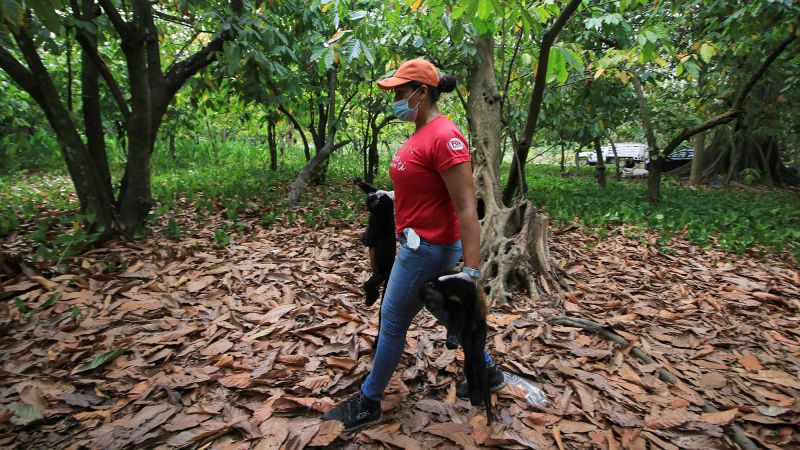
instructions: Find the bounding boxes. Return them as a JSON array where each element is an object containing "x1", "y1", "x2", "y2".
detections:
[{"x1": 392, "y1": 87, "x2": 421, "y2": 122}]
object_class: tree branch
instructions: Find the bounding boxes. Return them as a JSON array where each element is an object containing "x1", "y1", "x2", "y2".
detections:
[
  {"x1": 69, "y1": 0, "x2": 130, "y2": 120},
  {"x1": 163, "y1": 35, "x2": 226, "y2": 97},
  {"x1": 98, "y1": 0, "x2": 129, "y2": 38},
  {"x1": 660, "y1": 32, "x2": 796, "y2": 157},
  {"x1": 503, "y1": 0, "x2": 583, "y2": 204},
  {"x1": 732, "y1": 32, "x2": 796, "y2": 111},
  {"x1": 162, "y1": 0, "x2": 243, "y2": 98},
  {"x1": 0, "y1": 45, "x2": 45, "y2": 105}
]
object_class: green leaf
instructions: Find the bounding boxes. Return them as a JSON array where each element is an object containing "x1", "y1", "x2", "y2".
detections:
[
  {"x1": 224, "y1": 43, "x2": 241, "y2": 74},
  {"x1": 323, "y1": 48, "x2": 334, "y2": 68},
  {"x1": 0, "y1": 27, "x2": 13, "y2": 47},
  {"x1": 7, "y1": 402, "x2": 43, "y2": 425},
  {"x1": 24, "y1": 291, "x2": 61, "y2": 319},
  {"x1": 476, "y1": 0, "x2": 494, "y2": 20},
  {"x1": 349, "y1": 10, "x2": 367, "y2": 20},
  {"x1": 0, "y1": 0, "x2": 23, "y2": 25},
  {"x1": 346, "y1": 38, "x2": 361, "y2": 62},
  {"x1": 28, "y1": 0, "x2": 62, "y2": 33},
  {"x1": 699, "y1": 42, "x2": 714, "y2": 64},
  {"x1": 645, "y1": 30, "x2": 658, "y2": 43},
  {"x1": 74, "y1": 349, "x2": 126, "y2": 373},
  {"x1": 361, "y1": 40, "x2": 374, "y2": 64},
  {"x1": 560, "y1": 46, "x2": 585, "y2": 72},
  {"x1": 310, "y1": 46, "x2": 325, "y2": 62},
  {"x1": 684, "y1": 61, "x2": 700, "y2": 80}
]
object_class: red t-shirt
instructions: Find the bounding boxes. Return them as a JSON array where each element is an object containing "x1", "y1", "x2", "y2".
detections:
[{"x1": 389, "y1": 115, "x2": 470, "y2": 244}]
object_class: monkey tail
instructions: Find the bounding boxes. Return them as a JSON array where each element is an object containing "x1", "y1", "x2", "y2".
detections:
[{"x1": 463, "y1": 322, "x2": 493, "y2": 424}]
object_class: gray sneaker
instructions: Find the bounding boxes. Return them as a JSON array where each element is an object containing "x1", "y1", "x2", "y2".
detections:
[{"x1": 322, "y1": 391, "x2": 382, "y2": 431}]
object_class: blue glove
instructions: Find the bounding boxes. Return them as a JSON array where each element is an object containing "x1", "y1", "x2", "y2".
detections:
[{"x1": 438, "y1": 268, "x2": 480, "y2": 283}]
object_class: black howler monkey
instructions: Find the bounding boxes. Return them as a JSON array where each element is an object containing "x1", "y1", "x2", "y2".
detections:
[
  {"x1": 353, "y1": 178, "x2": 396, "y2": 351},
  {"x1": 353, "y1": 178, "x2": 395, "y2": 306},
  {"x1": 419, "y1": 272, "x2": 493, "y2": 424}
]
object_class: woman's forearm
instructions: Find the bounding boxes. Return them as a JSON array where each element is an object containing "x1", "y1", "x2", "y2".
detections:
[{"x1": 457, "y1": 208, "x2": 481, "y2": 269}]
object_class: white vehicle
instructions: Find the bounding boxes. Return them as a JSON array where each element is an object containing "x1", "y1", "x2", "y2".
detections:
[{"x1": 585, "y1": 142, "x2": 649, "y2": 167}]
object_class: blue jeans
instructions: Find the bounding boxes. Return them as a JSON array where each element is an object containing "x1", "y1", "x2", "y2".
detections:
[{"x1": 361, "y1": 234, "x2": 494, "y2": 401}]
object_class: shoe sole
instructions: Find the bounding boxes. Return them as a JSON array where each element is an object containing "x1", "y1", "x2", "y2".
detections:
[{"x1": 343, "y1": 414, "x2": 383, "y2": 432}]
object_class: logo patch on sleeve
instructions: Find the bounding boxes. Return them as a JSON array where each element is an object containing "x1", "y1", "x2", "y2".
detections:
[{"x1": 447, "y1": 138, "x2": 466, "y2": 152}]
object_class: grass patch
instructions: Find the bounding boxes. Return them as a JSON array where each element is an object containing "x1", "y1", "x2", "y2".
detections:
[
  {"x1": 525, "y1": 165, "x2": 800, "y2": 262},
  {"x1": 2, "y1": 142, "x2": 797, "y2": 265}
]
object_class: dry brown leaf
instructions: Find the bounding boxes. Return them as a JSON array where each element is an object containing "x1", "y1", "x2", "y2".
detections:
[
  {"x1": 272, "y1": 396, "x2": 335, "y2": 413},
  {"x1": 424, "y1": 422, "x2": 476, "y2": 448},
  {"x1": 523, "y1": 412, "x2": 561, "y2": 427},
  {"x1": 553, "y1": 426, "x2": 565, "y2": 450},
  {"x1": 468, "y1": 415, "x2": 490, "y2": 445},
  {"x1": 73, "y1": 410, "x2": 112, "y2": 422},
  {"x1": 186, "y1": 276, "x2": 214, "y2": 293},
  {"x1": 309, "y1": 420, "x2": 344, "y2": 446},
  {"x1": 697, "y1": 372, "x2": 726, "y2": 389},
  {"x1": 283, "y1": 418, "x2": 321, "y2": 450},
  {"x1": 699, "y1": 408, "x2": 739, "y2": 425},
  {"x1": 360, "y1": 428, "x2": 423, "y2": 450},
  {"x1": 557, "y1": 419, "x2": 598, "y2": 433},
  {"x1": 254, "y1": 417, "x2": 289, "y2": 450},
  {"x1": 325, "y1": 356, "x2": 359, "y2": 370},
  {"x1": 200, "y1": 339, "x2": 233, "y2": 356},
  {"x1": 217, "y1": 372, "x2": 253, "y2": 389},
  {"x1": 299, "y1": 375, "x2": 331, "y2": 391},
  {"x1": 261, "y1": 304, "x2": 296, "y2": 323},
  {"x1": 276, "y1": 354, "x2": 309, "y2": 365},
  {"x1": 645, "y1": 409, "x2": 698, "y2": 430},
  {"x1": 744, "y1": 369, "x2": 800, "y2": 389}
]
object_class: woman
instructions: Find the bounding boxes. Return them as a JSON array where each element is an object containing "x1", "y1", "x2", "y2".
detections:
[{"x1": 323, "y1": 59, "x2": 505, "y2": 430}]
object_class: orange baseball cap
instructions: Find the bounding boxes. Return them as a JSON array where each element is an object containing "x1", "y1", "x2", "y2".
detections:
[{"x1": 377, "y1": 59, "x2": 439, "y2": 90}]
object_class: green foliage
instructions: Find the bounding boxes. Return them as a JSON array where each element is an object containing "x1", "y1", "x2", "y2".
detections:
[{"x1": 213, "y1": 227, "x2": 231, "y2": 246}]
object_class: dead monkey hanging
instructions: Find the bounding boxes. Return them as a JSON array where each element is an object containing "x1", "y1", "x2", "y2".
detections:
[
  {"x1": 353, "y1": 178, "x2": 396, "y2": 348},
  {"x1": 420, "y1": 272, "x2": 494, "y2": 424}
]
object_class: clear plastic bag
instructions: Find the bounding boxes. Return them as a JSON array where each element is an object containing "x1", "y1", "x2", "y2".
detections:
[{"x1": 504, "y1": 372, "x2": 549, "y2": 406}]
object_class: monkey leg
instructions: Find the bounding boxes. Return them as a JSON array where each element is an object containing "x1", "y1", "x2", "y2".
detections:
[{"x1": 364, "y1": 274, "x2": 385, "y2": 306}]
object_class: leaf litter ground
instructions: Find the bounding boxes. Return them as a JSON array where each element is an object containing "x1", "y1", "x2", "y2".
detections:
[{"x1": 1, "y1": 180, "x2": 798, "y2": 449}]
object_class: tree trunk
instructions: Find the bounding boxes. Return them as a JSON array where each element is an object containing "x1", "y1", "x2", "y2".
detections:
[
  {"x1": 278, "y1": 105, "x2": 311, "y2": 161},
  {"x1": 80, "y1": 0, "x2": 113, "y2": 209},
  {"x1": 310, "y1": 89, "x2": 330, "y2": 186},
  {"x1": 5, "y1": 22, "x2": 116, "y2": 233},
  {"x1": 502, "y1": 0, "x2": 583, "y2": 205},
  {"x1": 287, "y1": 65, "x2": 339, "y2": 204},
  {"x1": 367, "y1": 115, "x2": 394, "y2": 183},
  {"x1": 467, "y1": 35, "x2": 556, "y2": 305},
  {"x1": 689, "y1": 131, "x2": 706, "y2": 185},
  {"x1": 268, "y1": 117, "x2": 278, "y2": 171},
  {"x1": 116, "y1": 2, "x2": 154, "y2": 235},
  {"x1": 593, "y1": 138, "x2": 606, "y2": 188},
  {"x1": 609, "y1": 138, "x2": 621, "y2": 181},
  {"x1": 631, "y1": 73, "x2": 662, "y2": 204}
]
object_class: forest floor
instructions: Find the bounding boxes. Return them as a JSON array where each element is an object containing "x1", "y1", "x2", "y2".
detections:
[{"x1": 1, "y1": 178, "x2": 799, "y2": 449}]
